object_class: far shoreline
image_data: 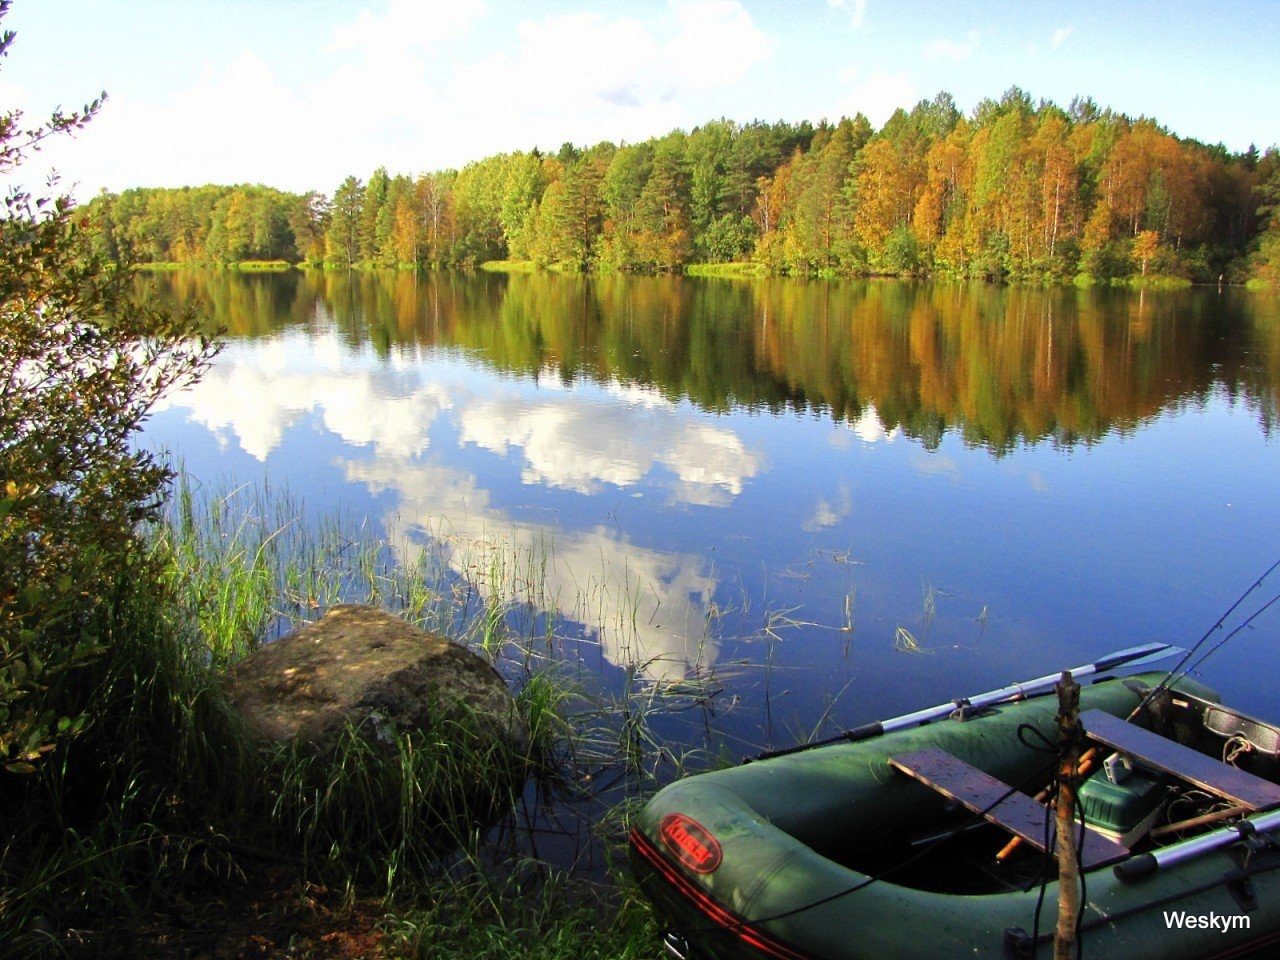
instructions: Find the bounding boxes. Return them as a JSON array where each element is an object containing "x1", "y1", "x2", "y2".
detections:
[{"x1": 127, "y1": 259, "x2": 1237, "y2": 291}]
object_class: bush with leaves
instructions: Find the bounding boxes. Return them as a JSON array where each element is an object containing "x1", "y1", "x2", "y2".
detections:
[
  {"x1": 1252, "y1": 154, "x2": 1280, "y2": 289},
  {"x1": 0, "y1": 1, "x2": 215, "y2": 775}
]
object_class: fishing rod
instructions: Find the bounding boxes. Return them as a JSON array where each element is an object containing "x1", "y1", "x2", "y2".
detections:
[
  {"x1": 751, "y1": 642, "x2": 1181, "y2": 762},
  {"x1": 1173, "y1": 590, "x2": 1280, "y2": 684},
  {"x1": 1128, "y1": 556, "x2": 1280, "y2": 722}
]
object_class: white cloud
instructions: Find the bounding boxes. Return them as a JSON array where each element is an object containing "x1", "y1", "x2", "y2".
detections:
[
  {"x1": 445, "y1": 1, "x2": 772, "y2": 158},
  {"x1": 850, "y1": 405, "x2": 900, "y2": 444},
  {"x1": 25, "y1": 0, "x2": 774, "y2": 196},
  {"x1": 459, "y1": 392, "x2": 760, "y2": 500},
  {"x1": 462, "y1": 399, "x2": 647, "y2": 492},
  {"x1": 835, "y1": 71, "x2": 917, "y2": 127},
  {"x1": 158, "y1": 327, "x2": 760, "y2": 501},
  {"x1": 664, "y1": 422, "x2": 758, "y2": 492},
  {"x1": 345, "y1": 459, "x2": 720, "y2": 682},
  {"x1": 802, "y1": 483, "x2": 853, "y2": 532},
  {"x1": 56, "y1": 2, "x2": 764, "y2": 196},
  {"x1": 0, "y1": 77, "x2": 28, "y2": 116},
  {"x1": 154, "y1": 332, "x2": 454, "y2": 460},
  {"x1": 329, "y1": 0, "x2": 488, "y2": 56},
  {"x1": 924, "y1": 29, "x2": 980, "y2": 61},
  {"x1": 14, "y1": 51, "x2": 321, "y2": 197},
  {"x1": 535, "y1": 366, "x2": 569, "y2": 391},
  {"x1": 605, "y1": 379, "x2": 675, "y2": 409},
  {"x1": 483, "y1": 12, "x2": 663, "y2": 111},
  {"x1": 667, "y1": 0, "x2": 774, "y2": 88},
  {"x1": 155, "y1": 356, "x2": 304, "y2": 461},
  {"x1": 827, "y1": 0, "x2": 868, "y2": 30},
  {"x1": 913, "y1": 452, "x2": 959, "y2": 477},
  {"x1": 1050, "y1": 27, "x2": 1072, "y2": 49}
]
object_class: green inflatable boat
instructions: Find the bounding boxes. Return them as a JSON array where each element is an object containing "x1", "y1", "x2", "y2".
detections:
[{"x1": 631, "y1": 647, "x2": 1280, "y2": 960}]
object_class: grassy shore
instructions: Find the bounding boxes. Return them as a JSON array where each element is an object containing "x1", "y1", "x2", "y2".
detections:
[
  {"x1": 480, "y1": 259, "x2": 586, "y2": 275},
  {"x1": 1, "y1": 477, "x2": 717, "y2": 958},
  {"x1": 133, "y1": 259, "x2": 297, "y2": 272},
  {"x1": 1073, "y1": 270, "x2": 1194, "y2": 289},
  {"x1": 684, "y1": 261, "x2": 768, "y2": 279},
  {"x1": 479, "y1": 259, "x2": 539, "y2": 273}
]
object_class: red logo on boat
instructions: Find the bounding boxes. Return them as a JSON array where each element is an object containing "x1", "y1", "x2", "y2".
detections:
[{"x1": 659, "y1": 813, "x2": 723, "y2": 874}]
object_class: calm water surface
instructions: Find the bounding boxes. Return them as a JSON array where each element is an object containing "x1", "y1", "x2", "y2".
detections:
[{"x1": 142, "y1": 270, "x2": 1280, "y2": 754}]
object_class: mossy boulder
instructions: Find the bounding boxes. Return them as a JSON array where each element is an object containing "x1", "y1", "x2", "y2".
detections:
[
  {"x1": 225, "y1": 605, "x2": 529, "y2": 852},
  {"x1": 226, "y1": 605, "x2": 527, "y2": 755}
]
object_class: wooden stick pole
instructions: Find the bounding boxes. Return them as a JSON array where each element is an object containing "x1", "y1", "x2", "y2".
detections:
[
  {"x1": 995, "y1": 747, "x2": 1099, "y2": 862},
  {"x1": 1054, "y1": 671, "x2": 1082, "y2": 960},
  {"x1": 1149, "y1": 803, "x2": 1251, "y2": 839}
]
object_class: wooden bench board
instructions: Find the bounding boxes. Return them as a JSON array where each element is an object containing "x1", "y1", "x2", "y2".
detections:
[
  {"x1": 1081, "y1": 709, "x2": 1280, "y2": 811},
  {"x1": 888, "y1": 747, "x2": 1130, "y2": 869}
]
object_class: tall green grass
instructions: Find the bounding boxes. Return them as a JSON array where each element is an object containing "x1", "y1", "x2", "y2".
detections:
[
  {"x1": 479, "y1": 259, "x2": 539, "y2": 273},
  {"x1": 684, "y1": 261, "x2": 767, "y2": 279},
  {"x1": 2, "y1": 474, "x2": 719, "y2": 957}
]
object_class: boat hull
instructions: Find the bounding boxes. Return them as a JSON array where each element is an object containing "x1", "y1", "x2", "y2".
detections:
[{"x1": 631, "y1": 673, "x2": 1280, "y2": 960}]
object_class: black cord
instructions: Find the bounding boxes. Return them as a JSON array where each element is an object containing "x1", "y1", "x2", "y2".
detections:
[
  {"x1": 1026, "y1": 718, "x2": 1095, "y2": 958},
  {"x1": 1031, "y1": 767, "x2": 1053, "y2": 948},
  {"x1": 1018, "y1": 722, "x2": 1058, "y2": 755}
]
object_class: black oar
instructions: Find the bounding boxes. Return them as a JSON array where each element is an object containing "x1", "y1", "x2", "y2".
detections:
[{"x1": 751, "y1": 642, "x2": 1183, "y2": 761}]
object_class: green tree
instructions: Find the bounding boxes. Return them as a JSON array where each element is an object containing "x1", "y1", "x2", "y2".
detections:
[
  {"x1": 635, "y1": 136, "x2": 692, "y2": 269},
  {"x1": 359, "y1": 166, "x2": 390, "y2": 262},
  {"x1": 390, "y1": 189, "x2": 421, "y2": 265},
  {"x1": 416, "y1": 171, "x2": 456, "y2": 264},
  {"x1": 541, "y1": 157, "x2": 604, "y2": 268},
  {"x1": 500, "y1": 153, "x2": 547, "y2": 259},
  {"x1": 453, "y1": 154, "x2": 510, "y2": 264},
  {"x1": 288, "y1": 190, "x2": 330, "y2": 264},
  {"x1": 599, "y1": 143, "x2": 652, "y2": 268},
  {"x1": 687, "y1": 120, "x2": 731, "y2": 243},
  {"x1": 374, "y1": 174, "x2": 411, "y2": 265},
  {"x1": 326, "y1": 175, "x2": 364, "y2": 267},
  {"x1": 1, "y1": 5, "x2": 215, "y2": 772},
  {"x1": 1251, "y1": 155, "x2": 1280, "y2": 287}
]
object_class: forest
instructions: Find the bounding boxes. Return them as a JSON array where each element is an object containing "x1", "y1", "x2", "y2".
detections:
[{"x1": 84, "y1": 89, "x2": 1280, "y2": 286}]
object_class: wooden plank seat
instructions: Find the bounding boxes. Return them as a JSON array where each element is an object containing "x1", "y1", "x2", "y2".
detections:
[
  {"x1": 889, "y1": 747, "x2": 1131, "y2": 869},
  {"x1": 1081, "y1": 709, "x2": 1280, "y2": 811}
]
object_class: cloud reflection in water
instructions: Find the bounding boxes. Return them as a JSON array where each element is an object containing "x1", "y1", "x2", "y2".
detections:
[{"x1": 156, "y1": 330, "x2": 763, "y2": 681}]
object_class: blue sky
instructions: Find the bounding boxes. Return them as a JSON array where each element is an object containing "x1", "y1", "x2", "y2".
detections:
[{"x1": 3, "y1": 0, "x2": 1277, "y2": 199}]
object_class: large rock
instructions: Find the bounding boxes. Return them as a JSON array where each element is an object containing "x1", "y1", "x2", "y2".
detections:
[{"x1": 225, "y1": 604, "x2": 528, "y2": 762}]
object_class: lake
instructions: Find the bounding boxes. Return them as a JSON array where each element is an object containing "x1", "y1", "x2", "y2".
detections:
[{"x1": 141, "y1": 269, "x2": 1280, "y2": 758}]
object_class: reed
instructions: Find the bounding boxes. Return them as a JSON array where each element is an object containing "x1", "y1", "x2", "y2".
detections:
[
  {"x1": 2, "y1": 473, "x2": 716, "y2": 956},
  {"x1": 683, "y1": 261, "x2": 768, "y2": 279}
]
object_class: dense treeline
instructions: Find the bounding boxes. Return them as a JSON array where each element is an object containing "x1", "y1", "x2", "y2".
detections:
[
  {"x1": 86, "y1": 183, "x2": 322, "y2": 264},
  {"x1": 87, "y1": 89, "x2": 1280, "y2": 285}
]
